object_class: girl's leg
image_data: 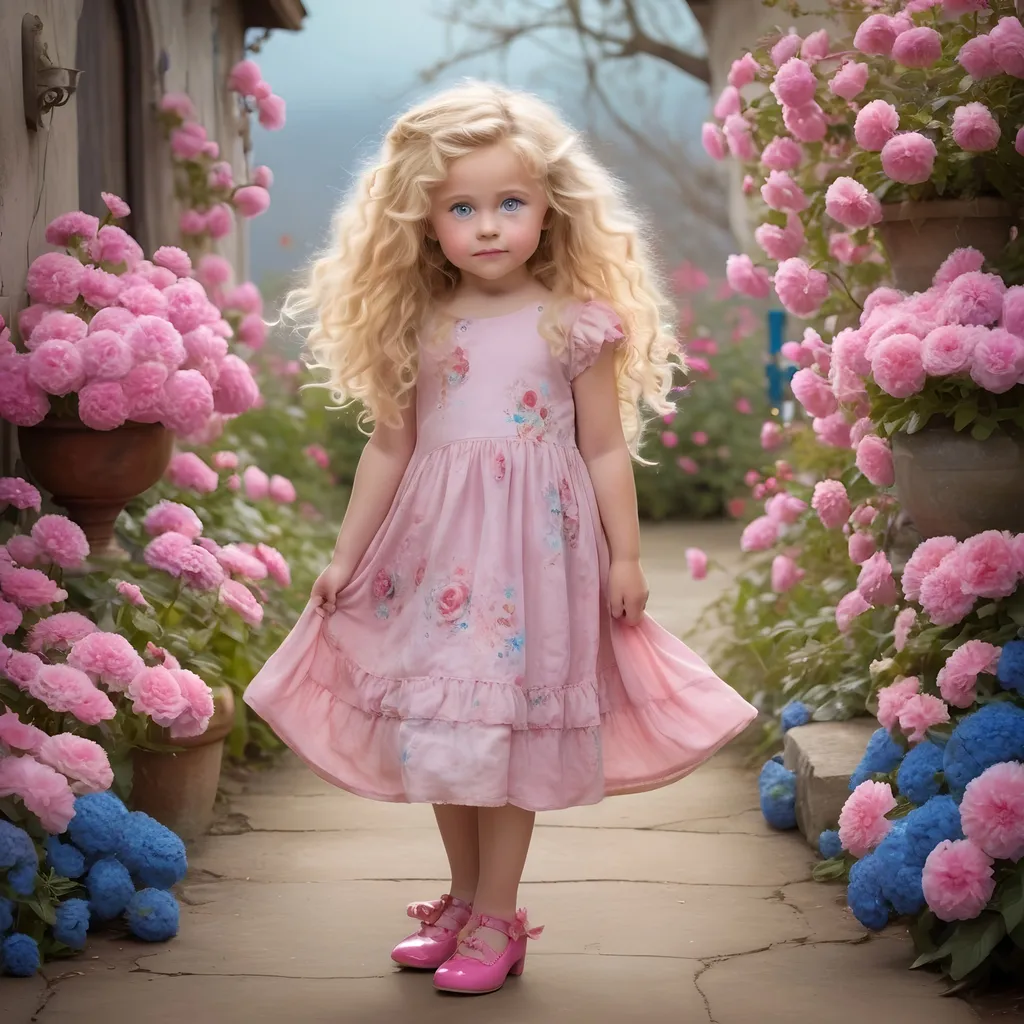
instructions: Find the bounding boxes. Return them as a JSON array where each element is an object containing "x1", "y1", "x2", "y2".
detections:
[
  {"x1": 433, "y1": 804, "x2": 480, "y2": 904},
  {"x1": 469, "y1": 803, "x2": 536, "y2": 953}
]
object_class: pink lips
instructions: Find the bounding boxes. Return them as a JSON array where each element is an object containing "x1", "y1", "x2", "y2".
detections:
[{"x1": 473, "y1": 249, "x2": 506, "y2": 257}]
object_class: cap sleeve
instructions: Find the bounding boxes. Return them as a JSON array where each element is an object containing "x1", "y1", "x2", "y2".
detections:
[{"x1": 568, "y1": 300, "x2": 625, "y2": 379}]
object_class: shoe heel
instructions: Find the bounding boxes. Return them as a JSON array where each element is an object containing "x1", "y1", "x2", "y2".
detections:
[{"x1": 510, "y1": 956, "x2": 526, "y2": 977}]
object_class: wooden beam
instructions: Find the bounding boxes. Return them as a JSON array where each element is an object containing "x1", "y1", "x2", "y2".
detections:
[{"x1": 242, "y1": 0, "x2": 306, "y2": 31}]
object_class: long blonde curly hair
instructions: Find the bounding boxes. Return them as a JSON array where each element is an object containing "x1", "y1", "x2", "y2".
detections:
[{"x1": 285, "y1": 80, "x2": 682, "y2": 456}]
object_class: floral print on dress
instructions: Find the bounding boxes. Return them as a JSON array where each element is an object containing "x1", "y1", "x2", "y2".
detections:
[
  {"x1": 372, "y1": 567, "x2": 398, "y2": 619},
  {"x1": 426, "y1": 569, "x2": 472, "y2": 633},
  {"x1": 542, "y1": 477, "x2": 580, "y2": 552},
  {"x1": 494, "y1": 452, "x2": 506, "y2": 482},
  {"x1": 481, "y1": 585, "x2": 525, "y2": 662},
  {"x1": 439, "y1": 345, "x2": 470, "y2": 408},
  {"x1": 507, "y1": 380, "x2": 552, "y2": 442}
]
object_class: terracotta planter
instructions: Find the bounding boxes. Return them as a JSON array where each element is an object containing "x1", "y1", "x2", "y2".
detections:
[
  {"x1": 892, "y1": 424, "x2": 1024, "y2": 540},
  {"x1": 878, "y1": 198, "x2": 1018, "y2": 294},
  {"x1": 130, "y1": 686, "x2": 236, "y2": 842},
  {"x1": 17, "y1": 417, "x2": 174, "y2": 555}
]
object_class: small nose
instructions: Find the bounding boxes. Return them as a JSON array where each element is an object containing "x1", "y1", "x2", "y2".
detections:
[{"x1": 477, "y1": 212, "x2": 499, "y2": 236}]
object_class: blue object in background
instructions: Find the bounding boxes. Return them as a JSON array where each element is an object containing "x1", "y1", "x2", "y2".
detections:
[
  {"x1": 767, "y1": 309, "x2": 786, "y2": 355},
  {"x1": 765, "y1": 310, "x2": 791, "y2": 406}
]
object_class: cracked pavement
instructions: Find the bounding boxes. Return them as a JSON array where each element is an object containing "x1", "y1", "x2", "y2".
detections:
[{"x1": 0, "y1": 524, "x2": 991, "y2": 1022}]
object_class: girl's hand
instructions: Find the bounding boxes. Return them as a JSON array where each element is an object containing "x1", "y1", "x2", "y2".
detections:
[
  {"x1": 311, "y1": 561, "x2": 353, "y2": 617},
  {"x1": 608, "y1": 559, "x2": 649, "y2": 626}
]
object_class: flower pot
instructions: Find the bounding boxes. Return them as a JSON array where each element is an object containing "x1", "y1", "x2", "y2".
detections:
[
  {"x1": 129, "y1": 686, "x2": 236, "y2": 842},
  {"x1": 892, "y1": 424, "x2": 1024, "y2": 540},
  {"x1": 878, "y1": 198, "x2": 1019, "y2": 294},
  {"x1": 17, "y1": 417, "x2": 174, "y2": 555}
]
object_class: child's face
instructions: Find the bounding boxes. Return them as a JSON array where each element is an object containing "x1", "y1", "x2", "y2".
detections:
[{"x1": 429, "y1": 141, "x2": 548, "y2": 285}]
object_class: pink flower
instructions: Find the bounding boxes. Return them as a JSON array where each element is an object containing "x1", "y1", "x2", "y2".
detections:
[
  {"x1": 991, "y1": 16, "x2": 1024, "y2": 77},
  {"x1": 28, "y1": 340, "x2": 86, "y2": 396},
  {"x1": 770, "y1": 554, "x2": 804, "y2": 593},
  {"x1": 892, "y1": 26, "x2": 942, "y2": 68},
  {"x1": 0, "y1": 478, "x2": 42, "y2": 512},
  {"x1": 921, "y1": 325, "x2": 976, "y2": 376},
  {"x1": 870, "y1": 333, "x2": 926, "y2": 398},
  {"x1": 855, "y1": 14, "x2": 898, "y2": 55},
  {"x1": 713, "y1": 85, "x2": 742, "y2": 119},
  {"x1": 782, "y1": 101, "x2": 827, "y2": 143},
  {"x1": 179, "y1": 209, "x2": 206, "y2": 236},
  {"x1": 227, "y1": 58, "x2": 263, "y2": 95},
  {"x1": 755, "y1": 215, "x2": 805, "y2": 261},
  {"x1": 701, "y1": 123, "x2": 726, "y2": 160},
  {"x1": 26, "y1": 611, "x2": 96, "y2": 653},
  {"x1": 44, "y1": 210, "x2": 99, "y2": 246},
  {"x1": 214, "y1": 354, "x2": 261, "y2": 415},
  {"x1": 857, "y1": 551, "x2": 898, "y2": 607},
  {"x1": 204, "y1": 203, "x2": 234, "y2": 239},
  {"x1": 722, "y1": 114, "x2": 756, "y2": 160},
  {"x1": 222, "y1": 282, "x2": 263, "y2": 314},
  {"x1": 919, "y1": 555, "x2": 977, "y2": 626},
  {"x1": 771, "y1": 32, "x2": 803, "y2": 67},
  {"x1": 1, "y1": 568, "x2": 67, "y2": 608},
  {"x1": 849, "y1": 531, "x2": 877, "y2": 565},
  {"x1": 26, "y1": 252, "x2": 84, "y2": 306},
  {"x1": 685, "y1": 548, "x2": 708, "y2": 580},
  {"x1": 27, "y1": 662, "x2": 90, "y2": 712},
  {"x1": 1017, "y1": 126, "x2": 1024, "y2": 157},
  {"x1": 243, "y1": 465, "x2": 270, "y2": 501},
  {"x1": 216, "y1": 543, "x2": 268, "y2": 580},
  {"x1": 37, "y1": 733, "x2": 113, "y2": 794},
  {"x1": 257, "y1": 94, "x2": 287, "y2": 130},
  {"x1": 143, "y1": 531, "x2": 193, "y2": 575},
  {"x1": 729, "y1": 52, "x2": 759, "y2": 87},
  {"x1": 89, "y1": 225, "x2": 142, "y2": 269},
  {"x1": 760, "y1": 421, "x2": 783, "y2": 450},
  {"x1": 146, "y1": 642, "x2": 180, "y2": 670},
  {"x1": 166, "y1": 452, "x2": 219, "y2": 494},
  {"x1": 740, "y1": 516, "x2": 779, "y2": 552},
  {"x1": 952, "y1": 102, "x2": 1001, "y2": 153},
  {"x1": 770, "y1": 58, "x2": 817, "y2": 107},
  {"x1": 0, "y1": 709, "x2": 47, "y2": 753},
  {"x1": 725, "y1": 254, "x2": 771, "y2": 300},
  {"x1": 811, "y1": 479, "x2": 851, "y2": 528},
  {"x1": 829, "y1": 233, "x2": 875, "y2": 266},
  {"x1": 829, "y1": 61, "x2": 869, "y2": 99},
  {"x1": 227, "y1": 473, "x2": 241, "y2": 491},
  {"x1": 943, "y1": 0, "x2": 991, "y2": 12},
  {"x1": 923, "y1": 839, "x2": 996, "y2": 922},
  {"x1": 68, "y1": 630, "x2": 145, "y2": 692},
  {"x1": 78, "y1": 266, "x2": 122, "y2": 309},
  {"x1": 792, "y1": 367, "x2": 838, "y2": 418},
  {"x1": 101, "y1": 191, "x2": 130, "y2": 219},
  {"x1": 880, "y1": 132, "x2": 937, "y2": 185},
  {"x1": 801, "y1": 29, "x2": 830, "y2": 62},
  {"x1": 128, "y1": 665, "x2": 190, "y2": 726},
  {"x1": 88, "y1": 306, "x2": 136, "y2": 336},
  {"x1": 894, "y1": 607, "x2": 916, "y2": 652},
  {"x1": 7, "y1": 535, "x2": 39, "y2": 567},
  {"x1": 825, "y1": 177, "x2": 882, "y2": 230},
  {"x1": 117, "y1": 282, "x2": 168, "y2": 318},
  {"x1": 125, "y1": 314, "x2": 186, "y2": 370},
  {"x1": 677, "y1": 456, "x2": 699, "y2": 475},
  {"x1": 898, "y1": 692, "x2": 950, "y2": 743},
  {"x1": 660, "y1": 430, "x2": 679, "y2": 449},
  {"x1": 177, "y1": 543, "x2": 226, "y2": 591},
  {"x1": 959, "y1": 530, "x2": 1019, "y2": 598},
  {"x1": 1003, "y1": 286, "x2": 1024, "y2": 336},
  {"x1": 252, "y1": 165, "x2": 274, "y2": 189},
  {"x1": 691, "y1": 431, "x2": 709, "y2": 446},
  {"x1": 164, "y1": 279, "x2": 221, "y2": 335},
  {"x1": 855, "y1": 100, "x2": 899, "y2": 151},
  {"x1": 0, "y1": 755, "x2": 76, "y2": 833},
  {"x1": 268, "y1": 474, "x2": 297, "y2": 504},
  {"x1": 851, "y1": 503, "x2": 878, "y2": 528},
  {"x1": 196, "y1": 255, "x2": 234, "y2": 292},
  {"x1": 957, "y1": 35, "x2": 1001, "y2": 79},
  {"x1": 303, "y1": 445, "x2": 329, "y2": 470},
  {"x1": 937, "y1": 639, "x2": 1001, "y2": 707},
  {"x1": 122, "y1": 361, "x2": 168, "y2": 423},
  {"x1": 80, "y1": 381, "x2": 129, "y2": 432},
  {"x1": 208, "y1": 160, "x2": 235, "y2": 190},
  {"x1": 170, "y1": 121, "x2": 208, "y2": 159},
  {"x1": 761, "y1": 136, "x2": 802, "y2": 171},
  {"x1": 813, "y1": 412, "x2": 851, "y2": 448},
  {"x1": 735, "y1": 397, "x2": 753, "y2": 415},
  {"x1": 159, "y1": 92, "x2": 196, "y2": 119},
  {"x1": 162, "y1": 369, "x2": 215, "y2": 435},
  {"x1": 233, "y1": 185, "x2": 271, "y2": 219},
  {"x1": 168, "y1": 669, "x2": 216, "y2": 739},
  {"x1": 219, "y1": 578, "x2": 264, "y2": 625},
  {"x1": 836, "y1": 589, "x2": 870, "y2": 632},
  {"x1": 115, "y1": 580, "x2": 148, "y2": 607},
  {"x1": 255, "y1": 544, "x2": 291, "y2": 587},
  {"x1": 766, "y1": 493, "x2": 807, "y2": 524},
  {"x1": 839, "y1": 781, "x2": 896, "y2": 857},
  {"x1": 79, "y1": 329, "x2": 133, "y2": 381},
  {"x1": 28, "y1": 312, "x2": 88, "y2": 349},
  {"x1": 903, "y1": 536, "x2": 959, "y2": 602},
  {"x1": 0, "y1": 362, "x2": 50, "y2": 427},
  {"x1": 960, "y1": 762, "x2": 1024, "y2": 862},
  {"x1": 144, "y1": 500, "x2": 203, "y2": 540},
  {"x1": 774, "y1": 258, "x2": 829, "y2": 318},
  {"x1": 971, "y1": 328, "x2": 1024, "y2": 393},
  {"x1": 152, "y1": 246, "x2": 192, "y2": 277},
  {"x1": 855, "y1": 434, "x2": 894, "y2": 487}
]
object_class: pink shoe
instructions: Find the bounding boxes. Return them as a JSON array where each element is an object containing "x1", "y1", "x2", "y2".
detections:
[
  {"x1": 391, "y1": 895, "x2": 473, "y2": 969},
  {"x1": 433, "y1": 909, "x2": 543, "y2": 994}
]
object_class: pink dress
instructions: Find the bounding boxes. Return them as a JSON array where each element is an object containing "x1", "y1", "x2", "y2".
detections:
[{"x1": 244, "y1": 300, "x2": 757, "y2": 811}]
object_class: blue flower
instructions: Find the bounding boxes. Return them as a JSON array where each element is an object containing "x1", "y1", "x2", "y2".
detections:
[
  {"x1": 86, "y1": 857, "x2": 135, "y2": 921},
  {"x1": 846, "y1": 853, "x2": 889, "y2": 930},
  {"x1": 53, "y1": 898, "x2": 90, "y2": 950},
  {"x1": 996, "y1": 640, "x2": 1024, "y2": 694},
  {"x1": 759, "y1": 758, "x2": 797, "y2": 830},
  {"x1": 45, "y1": 836, "x2": 86, "y2": 880},
  {"x1": 849, "y1": 728, "x2": 904, "y2": 790},
  {"x1": 67, "y1": 790, "x2": 129, "y2": 858},
  {"x1": 896, "y1": 740, "x2": 944, "y2": 805},
  {"x1": 781, "y1": 700, "x2": 811, "y2": 733},
  {"x1": 0, "y1": 821, "x2": 38, "y2": 896},
  {"x1": 125, "y1": 888, "x2": 180, "y2": 942},
  {"x1": 818, "y1": 829, "x2": 843, "y2": 860},
  {"x1": 0, "y1": 898, "x2": 13, "y2": 935},
  {"x1": 942, "y1": 702, "x2": 1024, "y2": 797},
  {"x1": 1, "y1": 933, "x2": 40, "y2": 977},
  {"x1": 117, "y1": 812, "x2": 187, "y2": 890}
]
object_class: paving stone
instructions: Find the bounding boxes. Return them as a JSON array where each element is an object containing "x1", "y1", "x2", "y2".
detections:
[{"x1": 0, "y1": 973, "x2": 46, "y2": 1024}]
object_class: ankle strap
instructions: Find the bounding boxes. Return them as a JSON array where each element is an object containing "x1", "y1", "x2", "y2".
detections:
[
  {"x1": 470, "y1": 908, "x2": 543, "y2": 941},
  {"x1": 407, "y1": 894, "x2": 472, "y2": 925}
]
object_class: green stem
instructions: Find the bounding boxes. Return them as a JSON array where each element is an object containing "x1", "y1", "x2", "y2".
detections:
[{"x1": 159, "y1": 580, "x2": 185, "y2": 628}]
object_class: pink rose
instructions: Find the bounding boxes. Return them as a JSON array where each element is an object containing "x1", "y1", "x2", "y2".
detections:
[
  {"x1": 835, "y1": 589, "x2": 870, "y2": 632},
  {"x1": 870, "y1": 333, "x2": 926, "y2": 397},
  {"x1": 128, "y1": 666, "x2": 191, "y2": 726},
  {"x1": 801, "y1": 28, "x2": 830, "y2": 62},
  {"x1": 167, "y1": 669, "x2": 216, "y2": 739},
  {"x1": 919, "y1": 554, "x2": 977, "y2": 626},
  {"x1": 923, "y1": 839, "x2": 997, "y2": 922},
  {"x1": 233, "y1": 186, "x2": 271, "y2": 219},
  {"x1": 2, "y1": 567, "x2": 68, "y2": 608},
  {"x1": 0, "y1": 755, "x2": 76, "y2": 833},
  {"x1": 754, "y1": 214, "x2": 805, "y2": 261},
  {"x1": 990, "y1": 16, "x2": 1024, "y2": 77},
  {"x1": 839, "y1": 781, "x2": 896, "y2": 857},
  {"x1": 892, "y1": 26, "x2": 942, "y2": 68},
  {"x1": 829, "y1": 61, "x2": 869, "y2": 99},
  {"x1": 880, "y1": 132, "x2": 936, "y2": 185},
  {"x1": 848, "y1": 531, "x2": 876, "y2": 565},
  {"x1": 957, "y1": 35, "x2": 1001, "y2": 79},
  {"x1": 227, "y1": 58, "x2": 263, "y2": 95},
  {"x1": 25, "y1": 611, "x2": 96, "y2": 653},
  {"x1": 685, "y1": 548, "x2": 709, "y2": 580},
  {"x1": 782, "y1": 101, "x2": 826, "y2": 143},
  {"x1": 37, "y1": 733, "x2": 113, "y2": 794},
  {"x1": 770, "y1": 554, "x2": 804, "y2": 593},
  {"x1": 760, "y1": 421, "x2": 783, "y2": 450},
  {"x1": 894, "y1": 606, "x2": 916, "y2": 652},
  {"x1": 761, "y1": 136, "x2": 802, "y2": 171},
  {"x1": 920, "y1": 325, "x2": 976, "y2": 376},
  {"x1": 958, "y1": 530, "x2": 1019, "y2": 599},
  {"x1": 857, "y1": 551, "x2": 898, "y2": 607},
  {"x1": 214, "y1": 355, "x2": 261, "y2": 415},
  {"x1": 436, "y1": 580, "x2": 471, "y2": 623},
  {"x1": 0, "y1": 709, "x2": 47, "y2": 753},
  {"x1": 877, "y1": 675, "x2": 921, "y2": 730},
  {"x1": 713, "y1": 85, "x2": 741, "y2": 119},
  {"x1": 771, "y1": 32, "x2": 803, "y2": 67},
  {"x1": 269, "y1": 474, "x2": 297, "y2": 503},
  {"x1": 897, "y1": 693, "x2": 950, "y2": 744},
  {"x1": 902, "y1": 536, "x2": 959, "y2": 602},
  {"x1": 970, "y1": 328, "x2": 1024, "y2": 393},
  {"x1": 116, "y1": 580, "x2": 149, "y2": 607},
  {"x1": 701, "y1": 123, "x2": 726, "y2": 160},
  {"x1": 811, "y1": 480, "x2": 851, "y2": 529},
  {"x1": 722, "y1": 114, "x2": 756, "y2": 161},
  {"x1": 144, "y1": 500, "x2": 204, "y2": 540},
  {"x1": 166, "y1": 452, "x2": 219, "y2": 494},
  {"x1": 770, "y1": 58, "x2": 817, "y2": 107},
  {"x1": 26, "y1": 252, "x2": 84, "y2": 306},
  {"x1": 257, "y1": 94, "x2": 287, "y2": 131},
  {"x1": 855, "y1": 435, "x2": 894, "y2": 487},
  {"x1": 765, "y1": 493, "x2": 806, "y2": 525},
  {"x1": 952, "y1": 102, "x2": 1001, "y2": 152},
  {"x1": 773, "y1": 258, "x2": 829, "y2": 318},
  {"x1": 959, "y1": 762, "x2": 1024, "y2": 862},
  {"x1": 725, "y1": 254, "x2": 771, "y2": 300},
  {"x1": 242, "y1": 465, "x2": 270, "y2": 501},
  {"x1": 68, "y1": 630, "x2": 145, "y2": 692},
  {"x1": 937, "y1": 639, "x2": 1001, "y2": 708},
  {"x1": 218, "y1": 578, "x2": 264, "y2": 626},
  {"x1": 854, "y1": 14, "x2": 898, "y2": 55},
  {"x1": 740, "y1": 516, "x2": 779, "y2": 552},
  {"x1": 855, "y1": 100, "x2": 899, "y2": 151},
  {"x1": 729, "y1": 53, "x2": 759, "y2": 87},
  {"x1": 792, "y1": 367, "x2": 838, "y2": 418},
  {"x1": 824, "y1": 177, "x2": 882, "y2": 230},
  {"x1": 27, "y1": 339, "x2": 86, "y2": 397},
  {"x1": 44, "y1": 210, "x2": 99, "y2": 247},
  {"x1": 813, "y1": 412, "x2": 851, "y2": 449}
]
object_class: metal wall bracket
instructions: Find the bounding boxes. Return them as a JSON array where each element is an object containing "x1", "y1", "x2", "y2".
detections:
[{"x1": 23, "y1": 13, "x2": 82, "y2": 131}]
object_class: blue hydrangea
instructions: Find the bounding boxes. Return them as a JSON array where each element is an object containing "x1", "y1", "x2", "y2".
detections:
[
  {"x1": 849, "y1": 728, "x2": 905, "y2": 790},
  {"x1": 818, "y1": 829, "x2": 843, "y2": 860},
  {"x1": 997, "y1": 640, "x2": 1024, "y2": 694},
  {"x1": 759, "y1": 758, "x2": 797, "y2": 829},
  {"x1": 86, "y1": 857, "x2": 135, "y2": 921},
  {"x1": 117, "y1": 812, "x2": 187, "y2": 890},
  {"x1": 67, "y1": 790, "x2": 129, "y2": 858},
  {"x1": 846, "y1": 853, "x2": 889, "y2": 930},
  {"x1": 1, "y1": 933, "x2": 40, "y2": 977},
  {"x1": 0, "y1": 821, "x2": 38, "y2": 896},
  {"x1": 125, "y1": 888, "x2": 180, "y2": 943},
  {"x1": 45, "y1": 837, "x2": 85, "y2": 880},
  {"x1": 0, "y1": 898, "x2": 13, "y2": 934},
  {"x1": 874, "y1": 796, "x2": 963, "y2": 915},
  {"x1": 896, "y1": 740, "x2": 945, "y2": 805},
  {"x1": 942, "y1": 702, "x2": 1024, "y2": 797},
  {"x1": 53, "y1": 898, "x2": 90, "y2": 950},
  {"x1": 781, "y1": 700, "x2": 811, "y2": 732}
]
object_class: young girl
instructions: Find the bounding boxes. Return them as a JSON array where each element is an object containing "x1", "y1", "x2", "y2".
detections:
[{"x1": 244, "y1": 81, "x2": 757, "y2": 996}]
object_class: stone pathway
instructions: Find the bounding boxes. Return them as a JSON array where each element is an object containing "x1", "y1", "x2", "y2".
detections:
[{"x1": 1, "y1": 524, "x2": 1000, "y2": 1022}]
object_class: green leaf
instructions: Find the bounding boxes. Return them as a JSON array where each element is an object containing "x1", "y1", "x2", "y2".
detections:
[
  {"x1": 24, "y1": 895, "x2": 56, "y2": 926},
  {"x1": 947, "y1": 913, "x2": 1006, "y2": 981},
  {"x1": 971, "y1": 418, "x2": 997, "y2": 441},
  {"x1": 953, "y1": 399, "x2": 978, "y2": 433},
  {"x1": 998, "y1": 862, "x2": 1024, "y2": 933},
  {"x1": 131, "y1": 610, "x2": 162, "y2": 637},
  {"x1": 812, "y1": 858, "x2": 849, "y2": 882}
]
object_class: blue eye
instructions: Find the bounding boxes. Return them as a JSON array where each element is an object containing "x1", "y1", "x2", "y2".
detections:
[
  {"x1": 451, "y1": 203, "x2": 473, "y2": 218},
  {"x1": 501, "y1": 197, "x2": 523, "y2": 212}
]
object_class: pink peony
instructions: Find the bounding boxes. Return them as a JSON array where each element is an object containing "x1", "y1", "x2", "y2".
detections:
[
  {"x1": 919, "y1": 554, "x2": 977, "y2": 626},
  {"x1": 701, "y1": 123, "x2": 726, "y2": 160},
  {"x1": 163, "y1": 279, "x2": 221, "y2": 335},
  {"x1": 771, "y1": 32, "x2": 803, "y2": 67},
  {"x1": 204, "y1": 203, "x2": 234, "y2": 240},
  {"x1": 811, "y1": 479, "x2": 851, "y2": 528},
  {"x1": 221, "y1": 282, "x2": 263, "y2": 315},
  {"x1": 257, "y1": 94, "x2": 287, "y2": 131},
  {"x1": 922, "y1": 840, "x2": 996, "y2": 921},
  {"x1": 144, "y1": 500, "x2": 203, "y2": 540},
  {"x1": 898, "y1": 693, "x2": 950, "y2": 743},
  {"x1": 243, "y1": 465, "x2": 270, "y2": 501},
  {"x1": 216, "y1": 544, "x2": 268, "y2": 581},
  {"x1": 761, "y1": 136, "x2": 802, "y2": 171},
  {"x1": 761, "y1": 172, "x2": 809, "y2": 216},
  {"x1": 855, "y1": 434, "x2": 894, "y2": 487},
  {"x1": 170, "y1": 122, "x2": 208, "y2": 159},
  {"x1": 729, "y1": 52, "x2": 759, "y2": 87},
  {"x1": 252, "y1": 165, "x2": 274, "y2": 189},
  {"x1": 825, "y1": 177, "x2": 882, "y2": 230},
  {"x1": 179, "y1": 209, "x2": 206, "y2": 236},
  {"x1": 970, "y1": 328, "x2": 1024, "y2": 393},
  {"x1": 857, "y1": 551, "x2": 898, "y2": 607},
  {"x1": 892, "y1": 26, "x2": 942, "y2": 68},
  {"x1": 685, "y1": 547, "x2": 709, "y2": 580},
  {"x1": 849, "y1": 531, "x2": 877, "y2": 565},
  {"x1": 770, "y1": 58, "x2": 817, "y2": 107},
  {"x1": 142, "y1": 531, "x2": 194, "y2": 575},
  {"x1": 89, "y1": 225, "x2": 142, "y2": 268},
  {"x1": 168, "y1": 669, "x2": 216, "y2": 739},
  {"x1": 115, "y1": 580, "x2": 148, "y2": 607},
  {"x1": 836, "y1": 589, "x2": 871, "y2": 632},
  {"x1": 740, "y1": 516, "x2": 779, "y2": 552},
  {"x1": 122, "y1": 361, "x2": 168, "y2": 423},
  {"x1": 855, "y1": 100, "x2": 899, "y2": 151},
  {"x1": 117, "y1": 283, "x2": 168, "y2": 317},
  {"x1": 233, "y1": 185, "x2": 271, "y2": 218},
  {"x1": 839, "y1": 780, "x2": 896, "y2": 857},
  {"x1": 813, "y1": 412, "x2": 851, "y2": 448},
  {"x1": 880, "y1": 132, "x2": 937, "y2": 185},
  {"x1": 792, "y1": 368, "x2": 838, "y2": 418},
  {"x1": 26, "y1": 252, "x2": 84, "y2": 306},
  {"x1": 0, "y1": 362, "x2": 50, "y2": 427},
  {"x1": 213, "y1": 450, "x2": 239, "y2": 470},
  {"x1": 28, "y1": 663, "x2": 92, "y2": 712},
  {"x1": 870, "y1": 333, "x2": 926, "y2": 397},
  {"x1": 1, "y1": 567, "x2": 67, "y2": 608},
  {"x1": 237, "y1": 312, "x2": 268, "y2": 349},
  {"x1": 126, "y1": 314, "x2": 186, "y2": 369},
  {"x1": 77, "y1": 381, "x2": 128, "y2": 431},
  {"x1": 957, "y1": 35, "x2": 1001, "y2": 79},
  {"x1": 79, "y1": 329, "x2": 133, "y2": 382},
  {"x1": 227, "y1": 58, "x2": 263, "y2": 96},
  {"x1": 7, "y1": 535, "x2": 39, "y2": 567},
  {"x1": 146, "y1": 643, "x2": 180, "y2": 670},
  {"x1": 722, "y1": 113, "x2": 755, "y2": 161},
  {"x1": 101, "y1": 192, "x2": 130, "y2": 218},
  {"x1": 960, "y1": 761, "x2": 1024, "y2": 862},
  {"x1": 0, "y1": 755, "x2": 76, "y2": 833},
  {"x1": 196, "y1": 254, "x2": 233, "y2": 288},
  {"x1": 829, "y1": 60, "x2": 869, "y2": 99},
  {"x1": 854, "y1": 14, "x2": 898, "y2": 55},
  {"x1": 952, "y1": 102, "x2": 1001, "y2": 152},
  {"x1": 0, "y1": 708, "x2": 47, "y2": 753},
  {"x1": 937, "y1": 639, "x2": 1001, "y2": 708},
  {"x1": 0, "y1": 478, "x2": 41, "y2": 511},
  {"x1": 5, "y1": 650, "x2": 42, "y2": 690},
  {"x1": 213, "y1": 354, "x2": 261, "y2": 415},
  {"x1": 68, "y1": 630, "x2": 146, "y2": 692},
  {"x1": 894, "y1": 607, "x2": 917, "y2": 652},
  {"x1": 851, "y1": 502, "x2": 877, "y2": 528},
  {"x1": 176, "y1": 544, "x2": 226, "y2": 591},
  {"x1": 991, "y1": 16, "x2": 1024, "y2": 77},
  {"x1": 26, "y1": 610, "x2": 96, "y2": 653},
  {"x1": 770, "y1": 554, "x2": 804, "y2": 593},
  {"x1": 219, "y1": 578, "x2": 264, "y2": 626},
  {"x1": 801, "y1": 29, "x2": 830, "y2": 62},
  {"x1": 166, "y1": 452, "x2": 219, "y2": 494},
  {"x1": 773, "y1": 258, "x2": 829, "y2": 318},
  {"x1": 765, "y1": 493, "x2": 806, "y2": 524},
  {"x1": 760, "y1": 421, "x2": 783, "y2": 449},
  {"x1": 18, "y1": 304, "x2": 58, "y2": 344},
  {"x1": 44, "y1": 210, "x2": 99, "y2": 246},
  {"x1": 255, "y1": 543, "x2": 291, "y2": 587},
  {"x1": 1003, "y1": 286, "x2": 1024, "y2": 336},
  {"x1": 713, "y1": 85, "x2": 741, "y2": 119},
  {"x1": 27, "y1": 339, "x2": 86, "y2": 396},
  {"x1": 76, "y1": 265, "x2": 122, "y2": 310},
  {"x1": 128, "y1": 666, "x2": 190, "y2": 727},
  {"x1": 269, "y1": 475, "x2": 297, "y2": 504},
  {"x1": 903, "y1": 536, "x2": 959, "y2": 602},
  {"x1": 725, "y1": 255, "x2": 771, "y2": 299},
  {"x1": 829, "y1": 233, "x2": 875, "y2": 266},
  {"x1": 37, "y1": 733, "x2": 113, "y2": 794},
  {"x1": 88, "y1": 306, "x2": 135, "y2": 336},
  {"x1": 782, "y1": 101, "x2": 826, "y2": 143},
  {"x1": 958, "y1": 530, "x2": 1019, "y2": 598},
  {"x1": 921, "y1": 325, "x2": 976, "y2": 376},
  {"x1": 152, "y1": 245, "x2": 192, "y2": 277},
  {"x1": 162, "y1": 369, "x2": 215, "y2": 435}
]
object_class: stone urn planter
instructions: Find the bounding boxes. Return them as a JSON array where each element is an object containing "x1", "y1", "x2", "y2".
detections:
[
  {"x1": 17, "y1": 417, "x2": 174, "y2": 555},
  {"x1": 892, "y1": 424, "x2": 1024, "y2": 540},
  {"x1": 129, "y1": 685, "x2": 236, "y2": 842},
  {"x1": 878, "y1": 198, "x2": 1018, "y2": 294}
]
